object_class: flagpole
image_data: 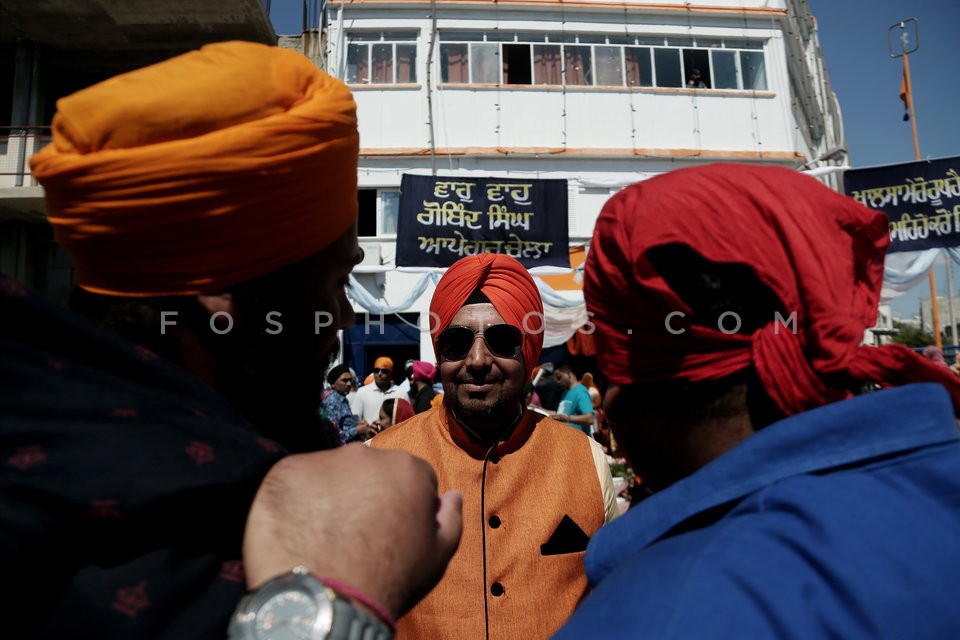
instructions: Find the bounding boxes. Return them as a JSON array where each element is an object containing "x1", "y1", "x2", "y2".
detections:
[
  {"x1": 902, "y1": 52, "x2": 921, "y2": 161},
  {"x1": 904, "y1": 52, "x2": 940, "y2": 348},
  {"x1": 894, "y1": 21, "x2": 940, "y2": 349}
]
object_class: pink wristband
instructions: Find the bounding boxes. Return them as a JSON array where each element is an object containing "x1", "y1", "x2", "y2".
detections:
[{"x1": 315, "y1": 575, "x2": 397, "y2": 632}]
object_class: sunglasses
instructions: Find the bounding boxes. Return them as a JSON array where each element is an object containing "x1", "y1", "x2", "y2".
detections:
[
  {"x1": 436, "y1": 324, "x2": 524, "y2": 361},
  {"x1": 373, "y1": 367, "x2": 392, "y2": 375}
]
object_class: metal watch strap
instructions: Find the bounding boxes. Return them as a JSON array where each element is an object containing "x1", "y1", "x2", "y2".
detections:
[{"x1": 329, "y1": 595, "x2": 393, "y2": 640}]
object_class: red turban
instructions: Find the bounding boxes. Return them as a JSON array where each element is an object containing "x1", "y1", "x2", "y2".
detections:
[
  {"x1": 31, "y1": 41, "x2": 358, "y2": 296},
  {"x1": 585, "y1": 163, "x2": 960, "y2": 416},
  {"x1": 391, "y1": 398, "x2": 416, "y2": 425},
  {"x1": 430, "y1": 254, "x2": 543, "y2": 381}
]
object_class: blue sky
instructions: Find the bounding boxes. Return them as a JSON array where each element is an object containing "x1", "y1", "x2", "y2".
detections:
[
  {"x1": 807, "y1": 0, "x2": 960, "y2": 319},
  {"x1": 268, "y1": 0, "x2": 960, "y2": 318}
]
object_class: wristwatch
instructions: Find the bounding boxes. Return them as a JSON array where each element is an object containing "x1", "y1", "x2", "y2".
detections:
[{"x1": 228, "y1": 566, "x2": 393, "y2": 640}]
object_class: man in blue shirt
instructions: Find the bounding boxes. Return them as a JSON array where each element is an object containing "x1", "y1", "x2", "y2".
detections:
[
  {"x1": 551, "y1": 363, "x2": 594, "y2": 434},
  {"x1": 556, "y1": 164, "x2": 960, "y2": 639},
  {"x1": 322, "y1": 364, "x2": 376, "y2": 442}
]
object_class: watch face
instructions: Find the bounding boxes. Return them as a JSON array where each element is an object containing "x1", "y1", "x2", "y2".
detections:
[{"x1": 254, "y1": 587, "x2": 330, "y2": 640}]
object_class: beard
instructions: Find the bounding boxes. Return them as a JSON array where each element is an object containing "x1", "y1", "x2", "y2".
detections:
[
  {"x1": 445, "y1": 373, "x2": 522, "y2": 436},
  {"x1": 212, "y1": 316, "x2": 342, "y2": 453}
]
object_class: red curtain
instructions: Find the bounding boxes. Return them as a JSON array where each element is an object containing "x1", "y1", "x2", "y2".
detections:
[
  {"x1": 564, "y1": 46, "x2": 591, "y2": 86},
  {"x1": 350, "y1": 44, "x2": 368, "y2": 84},
  {"x1": 442, "y1": 44, "x2": 468, "y2": 83},
  {"x1": 533, "y1": 45, "x2": 562, "y2": 84},
  {"x1": 372, "y1": 44, "x2": 393, "y2": 84},
  {"x1": 397, "y1": 44, "x2": 415, "y2": 83}
]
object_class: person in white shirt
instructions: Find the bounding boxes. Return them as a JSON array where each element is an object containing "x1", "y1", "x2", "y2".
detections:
[{"x1": 351, "y1": 356, "x2": 404, "y2": 423}]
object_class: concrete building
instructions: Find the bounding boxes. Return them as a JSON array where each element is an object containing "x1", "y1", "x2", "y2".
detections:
[
  {"x1": 307, "y1": 0, "x2": 853, "y2": 372},
  {"x1": 3, "y1": 0, "x2": 882, "y2": 378},
  {"x1": 920, "y1": 294, "x2": 960, "y2": 346},
  {"x1": 0, "y1": 0, "x2": 277, "y2": 303}
]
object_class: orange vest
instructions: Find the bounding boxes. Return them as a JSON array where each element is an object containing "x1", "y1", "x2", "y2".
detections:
[{"x1": 371, "y1": 404, "x2": 605, "y2": 640}]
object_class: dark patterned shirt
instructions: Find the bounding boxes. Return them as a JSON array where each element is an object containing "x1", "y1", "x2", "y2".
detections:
[{"x1": 0, "y1": 274, "x2": 288, "y2": 638}]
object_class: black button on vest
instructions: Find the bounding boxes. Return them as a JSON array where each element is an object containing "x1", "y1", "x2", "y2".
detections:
[
  {"x1": 489, "y1": 515, "x2": 501, "y2": 528},
  {"x1": 491, "y1": 582, "x2": 505, "y2": 597}
]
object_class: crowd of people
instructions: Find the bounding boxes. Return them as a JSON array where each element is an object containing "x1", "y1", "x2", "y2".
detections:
[{"x1": 5, "y1": 40, "x2": 960, "y2": 639}]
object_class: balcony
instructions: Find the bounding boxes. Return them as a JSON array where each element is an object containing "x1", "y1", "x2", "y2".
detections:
[{"x1": 0, "y1": 126, "x2": 50, "y2": 189}]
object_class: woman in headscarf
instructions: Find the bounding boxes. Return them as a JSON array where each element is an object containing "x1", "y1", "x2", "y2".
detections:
[{"x1": 374, "y1": 397, "x2": 416, "y2": 435}]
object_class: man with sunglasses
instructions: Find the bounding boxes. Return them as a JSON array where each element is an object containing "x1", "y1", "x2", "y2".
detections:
[
  {"x1": 351, "y1": 356, "x2": 404, "y2": 424},
  {"x1": 371, "y1": 253, "x2": 618, "y2": 640}
]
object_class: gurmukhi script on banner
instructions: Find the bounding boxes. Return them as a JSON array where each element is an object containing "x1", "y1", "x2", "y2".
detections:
[
  {"x1": 395, "y1": 174, "x2": 570, "y2": 268},
  {"x1": 844, "y1": 156, "x2": 960, "y2": 253}
]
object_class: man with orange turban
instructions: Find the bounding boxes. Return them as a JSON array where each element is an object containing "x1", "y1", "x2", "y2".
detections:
[
  {"x1": 3, "y1": 41, "x2": 461, "y2": 638},
  {"x1": 352, "y1": 356, "x2": 404, "y2": 423},
  {"x1": 371, "y1": 253, "x2": 618, "y2": 639},
  {"x1": 554, "y1": 164, "x2": 960, "y2": 639}
]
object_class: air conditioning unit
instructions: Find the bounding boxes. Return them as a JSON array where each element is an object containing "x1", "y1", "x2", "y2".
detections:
[{"x1": 359, "y1": 242, "x2": 382, "y2": 266}]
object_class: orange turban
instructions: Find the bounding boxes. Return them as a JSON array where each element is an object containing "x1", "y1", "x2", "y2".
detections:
[
  {"x1": 374, "y1": 357, "x2": 394, "y2": 371},
  {"x1": 30, "y1": 41, "x2": 359, "y2": 296},
  {"x1": 430, "y1": 254, "x2": 544, "y2": 381}
]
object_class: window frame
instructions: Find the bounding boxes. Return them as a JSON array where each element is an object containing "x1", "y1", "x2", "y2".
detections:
[
  {"x1": 358, "y1": 188, "x2": 401, "y2": 238},
  {"x1": 436, "y1": 31, "x2": 768, "y2": 91},
  {"x1": 345, "y1": 31, "x2": 419, "y2": 85}
]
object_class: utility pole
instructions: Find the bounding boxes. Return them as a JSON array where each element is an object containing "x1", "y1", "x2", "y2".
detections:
[
  {"x1": 890, "y1": 18, "x2": 941, "y2": 349},
  {"x1": 947, "y1": 253, "x2": 957, "y2": 348}
]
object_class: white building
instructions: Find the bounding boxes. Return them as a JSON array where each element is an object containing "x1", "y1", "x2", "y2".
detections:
[
  {"x1": 2, "y1": 0, "x2": 873, "y2": 379},
  {"x1": 308, "y1": 0, "x2": 852, "y2": 372}
]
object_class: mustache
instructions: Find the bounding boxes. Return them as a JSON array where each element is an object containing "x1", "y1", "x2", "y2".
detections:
[{"x1": 454, "y1": 374, "x2": 503, "y2": 384}]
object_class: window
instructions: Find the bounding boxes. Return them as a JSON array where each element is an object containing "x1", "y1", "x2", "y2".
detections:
[
  {"x1": 503, "y1": 44, "x2": 532, "y2": 84},
  {"x1": 437, "y1": 32, "x2": 767, "y2": 91},
  {"x1": 564, "y1": 46, "x2": 592, "y2": 85},
  {"x1": 358, "y1": 189, "x2": 400, "y2": 237},
  {"x1": 346, "y1": 32, "x2": 417, "y2": 84},
  {"x1": 594, "y1": 46, "x2": 623, "y2": 86},
  {"x1": 741, "y1": 51, "x2": 768, "y2": 90},
  {"x1": 711, "y1": 50, "x2": 739, "y2": 89},
  {"x1": 625, "y1": 47, "x2": 653, "y2": 87},
  {"x1": 533, "y1": 45, "x2": 562, "y2": 84},
  {"x1": 682, "y1": 49, "x2": 711, "y2": 88},
  {"x1": 654, "y1": 48, "x2": 682, "y2": 87},
  {"x1": 471, "y1": 43, "x2": 500, "y2": 84}
]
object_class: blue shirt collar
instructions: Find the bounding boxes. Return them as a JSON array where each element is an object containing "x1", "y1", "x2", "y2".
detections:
[{"x1": 586, "y1": 383, "x2": 960, "y2": 581}]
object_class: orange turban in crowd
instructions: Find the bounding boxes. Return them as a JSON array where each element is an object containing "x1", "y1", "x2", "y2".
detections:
[
  {"x1": 30, "y1": 41, "x2": 359, "y2": 296},
  {"x1": 585, "y1": 163, "x2": 960, "y2": 417},
  {"x1": 430, "y1": 254, "x2": 544, "y2": 381},
  {"x1": 374, "y1": 357, "x2": 394, "y2": 371}
]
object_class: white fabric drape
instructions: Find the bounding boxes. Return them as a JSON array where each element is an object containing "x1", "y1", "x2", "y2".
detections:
[
  {"x1": 346, "y1": 271, "x2": 588, "y2": 347},
  {"x1": 346, "y1": 272, "x2": 439, "y2": 314},
  {"x1": 881, "y1": 248, "x2": 960, "y2": 302}
]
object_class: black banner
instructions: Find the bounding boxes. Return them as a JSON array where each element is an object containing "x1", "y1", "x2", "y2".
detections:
[
  {"x1": 844, "y1": 156, "x2": 960, "y2": 253},
  {"x1": 396, "y1": 174, "x2": 569, "y2": 268}
]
